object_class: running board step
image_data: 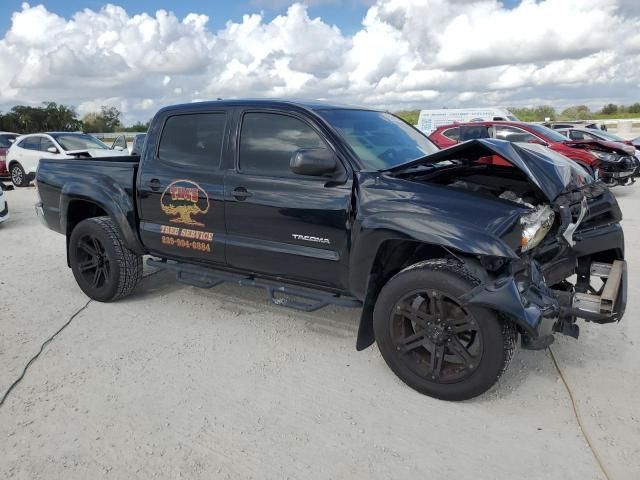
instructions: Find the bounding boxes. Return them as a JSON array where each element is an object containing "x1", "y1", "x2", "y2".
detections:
[{"x1": 147, "y1": 258, "x2": 362, "y2": 313}]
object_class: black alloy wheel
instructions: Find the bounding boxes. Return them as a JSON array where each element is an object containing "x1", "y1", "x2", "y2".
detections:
[
  {"x1": 390, "y1": 289, "x2": 482, "y2": 384},
  {"x1": 69, "y1": 217, "x2": 142, "y2": 302},
  {"x1": 373, "y1": 259, "x2": 517, "y2": 401},
  {"x1": 75, "y1": 234, "x2": 112, "y2": 291}
]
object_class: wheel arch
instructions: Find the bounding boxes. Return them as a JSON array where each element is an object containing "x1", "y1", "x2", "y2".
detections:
[
  {"x1": 355, "y1": 238, "x2": 496, "y2": 351},
  {"x1": 61, "y1": 184, "x2": 145, "y2": 266}
]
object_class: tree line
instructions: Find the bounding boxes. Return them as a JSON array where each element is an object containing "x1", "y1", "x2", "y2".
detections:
[
  {"x1": 395, "y1": 102, "x2": 640, "y2": 125},
  {"x1": 509, "y1": 103, "x2": 640, "y2": 122},
  {"x1": 0, "y1": 102, "x2": 149, "y2": 134}
]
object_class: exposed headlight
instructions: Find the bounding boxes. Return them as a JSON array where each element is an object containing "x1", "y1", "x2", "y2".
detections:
[
  {"x1": 520, "y1": 205, "x2": 555, "y2": 253},
  {"x1": 590, "y1": 151, "x2": 619, "y2": 162}
]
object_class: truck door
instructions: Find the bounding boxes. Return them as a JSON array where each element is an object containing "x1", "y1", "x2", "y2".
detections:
[
  {"x1": 224, "y1": 110, "x2": 352, "y2": 290},
  {"x1": 137, "y1": 111, "x2": 228, "y2": 265}
]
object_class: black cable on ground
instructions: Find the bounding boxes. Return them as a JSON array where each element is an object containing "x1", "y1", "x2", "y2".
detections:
[
  {"x1": 0, "y1": 299, "x2": 92, "y2": 408},
  {"x1": 0, "y1": 268, "x2": 162, "y2": 409},
  {"x1": 548, "y1": 346, "x2": 612, "y2": 480}
]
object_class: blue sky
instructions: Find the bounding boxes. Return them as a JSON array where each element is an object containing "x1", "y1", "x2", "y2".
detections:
[
  {"x1": 0, "y1": 1, "x2": 635, "y2": 123},
  {"x1": 0, "y1": 1, "x2": 376, "y2": 36},
  {"x1": 0, "y1": 0, "x2": 524, "y2": 36}
]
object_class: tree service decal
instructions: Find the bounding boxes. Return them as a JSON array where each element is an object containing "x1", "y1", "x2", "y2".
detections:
[{"x1": 160, "y1": 180, "x2": 214, "y2": 252}]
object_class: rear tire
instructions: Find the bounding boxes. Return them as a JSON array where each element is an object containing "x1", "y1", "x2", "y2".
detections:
[
  {"x1": 373, "y1": 259, "x2": 517, "y2": 401},
  {"x1": 10, "y1": 163, "x2": 29, "y2": 187},
  {"x1": 69, "y1": 217, "x2": 142, "y2": 302}
]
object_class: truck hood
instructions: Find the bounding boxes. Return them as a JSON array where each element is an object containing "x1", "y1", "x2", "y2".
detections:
[
  {"x1": 565, "y1": 139, "x2": 636, "y2": 156},
  {"x1": 65, "y1": 148, "x2": 129, "y2": 158},
  {"x1": 386, "y1": 138, "x2": 592, "y2": 201}
]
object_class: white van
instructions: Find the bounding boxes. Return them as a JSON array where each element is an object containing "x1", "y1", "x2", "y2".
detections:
[{"x1": 417, "y1": 108, "x2": 519, "y2": 135}]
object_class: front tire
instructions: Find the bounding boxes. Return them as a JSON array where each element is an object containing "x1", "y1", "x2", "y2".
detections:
[
  {"x1": 10, "y1": 163, "x2": 29, "y2": 187},
  {"x1": 373, "y1": 259, "x2": 517, "y2": 401},
  {"x1": 69, "y1": 217, "x2": 143, "y2": 302}
]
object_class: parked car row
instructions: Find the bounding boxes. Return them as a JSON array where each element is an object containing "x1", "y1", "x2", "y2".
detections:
[
  {"x1": 428, "y1": 121, "x2": 639, "y2": 187},
  {"x1": 1, "y1": 132, "x2": 149, "y2": 188}
]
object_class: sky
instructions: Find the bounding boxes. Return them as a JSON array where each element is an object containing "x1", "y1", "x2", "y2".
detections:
[{"x1": 0, "y1": 0, "x2": 638, "y2": 124}]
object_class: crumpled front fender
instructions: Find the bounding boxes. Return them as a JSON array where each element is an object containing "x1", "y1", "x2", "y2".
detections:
[{"x1": 459, "y1": 260, "x2": 559, "y2": 337}]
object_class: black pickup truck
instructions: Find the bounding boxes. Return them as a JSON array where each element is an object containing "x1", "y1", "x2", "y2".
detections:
[{"x1": 35, "y1": 100, "x2": 627, "y2": 400}]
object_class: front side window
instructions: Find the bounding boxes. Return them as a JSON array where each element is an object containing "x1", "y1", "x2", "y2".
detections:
[
  {"x1": 239, "y1": 113, "x2": 326, "y2": 176},
  {"x1": 40, "y1": 137, "x2": 57, "y2": 152},
  {"x1": 158, "y1": 113, "x2": 226, "y2": 167},
  {"x1": 319, "y1": 109, "x2": 437, "y2": 170},
  {"x1": 494, "y1": 126, "x2": 537, "y2": 143},
  {"x1": 112, "y1": 136, "x2": 127, "y2": 150},
  {"x1": 568, "y1": 130, "x2": 594, "y2": 141}
]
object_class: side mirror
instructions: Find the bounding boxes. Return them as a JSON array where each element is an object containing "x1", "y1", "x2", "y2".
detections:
[
  {"x1": 290, "y1": 148, "x2": 337, "y2": 176},
  {"x1": 47, "y1": 146, "x2": 58, "y2": 154},
  {"x1": 527, "y1": 139, "x2": 549, "y2": 147}
]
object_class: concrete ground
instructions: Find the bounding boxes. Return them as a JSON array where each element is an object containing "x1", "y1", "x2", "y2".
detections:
[{"x1": 0, "y1": 185, "x2": 638, "y2": 480}]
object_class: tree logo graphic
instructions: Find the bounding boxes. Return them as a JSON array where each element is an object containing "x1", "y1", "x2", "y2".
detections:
[{"x1": 160, "y1": 180, "x2": 210, "y2": 227}]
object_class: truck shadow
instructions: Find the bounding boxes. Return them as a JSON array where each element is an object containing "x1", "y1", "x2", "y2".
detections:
[
  {"x1": 132, "y1": 266, "x2": 360, "y2": 339},
  {"x1": 131, "y1": 266, "x2": 555, "y2": 401}
]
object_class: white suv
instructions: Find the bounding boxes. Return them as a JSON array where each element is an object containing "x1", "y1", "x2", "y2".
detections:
[{"x1": 6, "y1": 132, "x2": 128, "y2": 187}]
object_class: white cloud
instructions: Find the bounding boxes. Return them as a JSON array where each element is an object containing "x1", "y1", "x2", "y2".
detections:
[{"x1": 0, "y1": 0, "x2": 639, "y2": 124}]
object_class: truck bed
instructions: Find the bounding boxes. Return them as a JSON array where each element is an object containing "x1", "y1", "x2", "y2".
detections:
[{"x1": 36, "y1": 156, "x2": 140, "y2": 236}]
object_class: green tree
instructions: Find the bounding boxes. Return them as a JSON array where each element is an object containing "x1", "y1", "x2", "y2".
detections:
[
  {"x1": 121, "y1": 120, "x2": 150, "y2": 132},
  {"x1": 0, "y1": 102, "x2": 81, "y2": 133},
  {"x1": 627, "y1": 103, "x2": 640, "y2": 114},
  {"x1": 533, "y1": 105, "x2": 557, "y2": 121},
  {"x1": 560, "y1": 105, "x2": 592, "y2": 120},
  {"x1": 394, "y1": 110, "x2": 420, "y2": 125},
  {"x1": 601, "y1": 103, "x2": 618, "y2": 115},
  {"x1": 82, "y1": 106, "x2": 122, "y2": 133}
]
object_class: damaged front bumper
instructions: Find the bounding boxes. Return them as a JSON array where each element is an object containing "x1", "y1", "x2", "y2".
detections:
[
  {"x1": 461, "y1": 257, "x2": 627, "y2": 349},
  {"x1": 600, "y1": 156, "x2": 638, "y2": 185}
]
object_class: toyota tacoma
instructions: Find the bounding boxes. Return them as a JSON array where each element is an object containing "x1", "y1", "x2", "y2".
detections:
[{"x1": 35, "y1": 100, "x2": 627, "y2": 400}]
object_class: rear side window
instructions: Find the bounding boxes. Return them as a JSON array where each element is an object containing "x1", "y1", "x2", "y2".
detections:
[
  {"x1": 158, "y1": 113, "x2": 226, "y2": 167},
  {"x1": 239, "y1": 113, "x2": 326, "y2": 177},
  {"x1": 459, "y1": 125, "x2": 490, "y2": 141},
  {"x1": 442, "y1": 127, "x2": 460, "y2": 141},
  {"x1": 20, "y1": 137, "x2": 41, "y2": 150}
]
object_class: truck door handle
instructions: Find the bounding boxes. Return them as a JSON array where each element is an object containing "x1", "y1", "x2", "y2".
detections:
[
  {"x1": 232, "y1": 187, "x2": 252, "y2": 200},
  {"x1": 146, "y1": 179, "x2": 161, "y2": 191}
]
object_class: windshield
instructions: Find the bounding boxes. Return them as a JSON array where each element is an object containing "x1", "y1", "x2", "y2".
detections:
[
  {"x1": 319, "y1": 109, "x2": 438, "y2": 170},
  {"x1": 0, "y1": 134, "x2": 17, "y2": 148},
  {"x1": 590, "y1": 130, "x2": 625, "y2": 142},
  {"x1": 52, "y1": 133, "x2": 109, "y2": 151},
  {"x1": 526, "y1": 123, "x2": 570, "y2": 143}
]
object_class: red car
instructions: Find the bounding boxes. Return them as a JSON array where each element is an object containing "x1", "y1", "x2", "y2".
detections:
[
  {"x1": 430, "y1": 121, "x2": 639, "y2": 187},
  {"x1": 0, "y1": 132, "x2": 19, "y2": 179}
]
